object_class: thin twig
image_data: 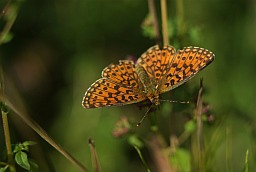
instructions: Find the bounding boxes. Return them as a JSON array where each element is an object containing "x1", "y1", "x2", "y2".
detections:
[
  {"x1": 0, "y1": 0, "x2": 11, "y2": 19},
  {"x1": 226, "y1": 127, "x2": 231, "y2": 172},
  {"x1": 160, "y1": 0, "x2": 169, "y2": 45},
  {"x1": 146, "y1": 134, "x2": 174, "y2": 172},
  {"x1": 88, "y1": 138, "x2": 101, "y2": 172},
  {"x1": 0, "y1": 0, "x2": 18, "y2": 45},
  {"x1": 245, "y1": 149, "x2": 249, "y2": 172},
  {"x1": 1, "y1": 108, "x2": 16, "y2": 172},
  {"x1": 148, "y1": 0, "x2": 161, "y2": 45},
  {"x1": 1, "y1": 61, "x2": 16, "y2": 171},
  {"x1": 134, "y1": 145, "x2": 151, "y2": 172},
  {"x1": 176, "y1": 0, "x2": 184, "y2": 35},
  {"x1": 196, "y1": 78, "x2": 205, "y2": 172},
  {"x1": 1, "y1": 111, "x2": 11, "y2": 155}
]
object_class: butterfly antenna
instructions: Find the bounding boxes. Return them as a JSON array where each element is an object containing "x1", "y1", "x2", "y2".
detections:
[
  {"x1": 160, "y1": 100, "x2": 190, "y2": 104},
  {"x1": 136, "y1": 104, "x2": 153, "y2": 127}
]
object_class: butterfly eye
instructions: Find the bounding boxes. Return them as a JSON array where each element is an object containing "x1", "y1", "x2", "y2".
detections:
[{"x1": 153, "y1": 97, "x2": 160, "y2": 106}]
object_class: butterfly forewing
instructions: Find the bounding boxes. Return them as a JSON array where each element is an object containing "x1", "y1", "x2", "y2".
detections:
[
  {"x1": 159, "y1": 47, "x2": 215, "y2": 93},
  {"x1": 82, "y1": 61, "x2": 146, "y2": 108},
  {"x1": 102, "y1": 60, "x2": 141, "y2": 88},
  {"x1": 136, "y1": 45, "x2": 176, "y2": 84}
]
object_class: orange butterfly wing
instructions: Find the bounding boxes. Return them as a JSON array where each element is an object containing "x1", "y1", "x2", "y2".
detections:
[
  {"x1": 82, "y1": 60, "x2": 146, "y2": 108},
  {"x1": 159, "y1": 46, "x2": 215, "y2": 93},
  {"x1": 136, "y1": 45, "x2": 214, "y2": 94},
  {"x1": 136, "y1": 45, "x2": 176, "y2": 85}
]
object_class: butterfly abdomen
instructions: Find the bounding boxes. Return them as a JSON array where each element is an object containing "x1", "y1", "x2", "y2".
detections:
[{"x1": 136, "y1": 64, "x2": 159, "y2": 104}]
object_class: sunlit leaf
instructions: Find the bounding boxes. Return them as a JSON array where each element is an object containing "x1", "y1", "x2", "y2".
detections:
[{"x1": 15, "y1": 151, "x2": 30, "y2": 170}]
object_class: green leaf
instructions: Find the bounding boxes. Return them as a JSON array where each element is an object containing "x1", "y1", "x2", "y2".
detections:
[
  {"x1": 141, "y1": 14, "x2": 155, "y2": 39},
  {"x1": 128, "y1": 135, "x2": 144, "y2": 148},
  {"x1": 0, "y1": 32, "x2": 13, "y2": 44},
  {"x1": 13, "y1": 144, "x2": 22, "y2": 153},
  {"x1": 0, "y1": 166, "x2": 8, "y2": 172},
  {"x1": 23, "y1": 141, "x2": 37, "y2": 146},
  {"x1": 15, "y1": 151, "x2": 30, "y2": 170},
  {"x1": 184, "y1": 120, "x2": 196, "y2": 133},
  {"x1": 170, "y1": 148, "x2": 191, "y2": 172},
  {"x1": 13, "y1": 141, "x2": 36, "y2": 153},
  {"x1": 189, "y1": 27, "x2": 201, "y2": 43},
  {"x1": 142, "y1": 25, "x2": 155, "y2": 39}
]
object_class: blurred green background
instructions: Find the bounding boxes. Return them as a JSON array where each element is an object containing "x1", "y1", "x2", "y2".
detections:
[{"x1": 1, "y1": 0, "x2": 256, "y2": 171}]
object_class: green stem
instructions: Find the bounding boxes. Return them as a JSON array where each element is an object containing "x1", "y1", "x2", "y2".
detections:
[
  {"x1": 134, "y1": 145, "x2": 151, "y2": 172},
  {"x1": 88, "y1": 138, "x2": 101, "y2": 172},
  {"x1": 1, "y1": 107, "x2": 16, "y2": 172},
  {"x1": 196, "y1": 79, "x2": 204, "y2": 172},
  {"x1": 148, "y1": 0, "x2": 161, "y2": 45},
  {"x1": 226, "y1": 127, "x2": 231, "y2": 172},
  {"x1": 160, "y1": 0, "x2": 169, "y2": 45},
  {"x1": 245, "y1": 149, "x2": 249, "y2": 172},
  {"x1": 0, "y1": 1, "x2": 18, "y2": 45},
  {"x1": 176, "y1": 0, "x2": 184, "y2": 36},
  {"x1": 1, "y1": 64, "x2": 15, "y2": 171}
]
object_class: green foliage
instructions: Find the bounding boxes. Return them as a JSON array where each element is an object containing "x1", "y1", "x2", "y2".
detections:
[
  {"x1": 141, "y1": 14, "x2": 155, "y2": 39},
  {"x1": 13, "y1": 141, "x2": 36, "y2": 153},
  {"x1": 170, "y1": 148, "x2": 191, "y2": 172},
  {"x1": 14, "y1": 152, "x2": 30, "y2": 170},
  {"x1": 128, "y1": 134, "x2": 144, "y2": 149},
  {"x1": 12, "y1": 141, "x2": 37, "y2": 171},
  {"x1": 184, "y1": 119, "x2": 196, "y2": 133},
  {"x1": 0, "y1": 0, "x2": 22, "y2": 45},
  {"x1": 0, "y1": 163, "x2": 8, "y2": 172}
]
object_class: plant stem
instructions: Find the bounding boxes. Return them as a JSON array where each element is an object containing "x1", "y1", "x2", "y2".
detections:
[
  {"x1": 134, "y1": 145, "x2": 151, "y2": 172},
  {"x1": 1, "y1": 108, "x2": 16, "y2": 172},
  {"x1": 148, "y1": 0, "x2": 161, "y2": 45},
  {"x1": 146, "y1": 133, "x2": 174, "y2": 172},
  {"x1": 0, "y1": 1, "x2": 18, "y2": 45},
  {"x1": 226, "y1": 127, "x2": 231, "y2": 172},
  {"x1": 1, "y1": 64, "x2": 16, "y2": 171},
  {"x1": 160, "y1": 0, "x2": 169, "y2": 45},
  {"x1": 196, "y1": 78, "x2": 204, "y2": 172},
  {"x1": 88, "y1": 138, "x2": 102, "y2": 172},
  {"x1": 176, "y1": 0, "x2": 184, "y2": 35},
  {"x1": 245, "y1": 149, "x2": 249, "y2": 172}
]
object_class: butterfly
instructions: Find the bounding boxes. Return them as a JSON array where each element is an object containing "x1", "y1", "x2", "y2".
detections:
[{"x1": 82, "y1": 45, "x2": 214, "y2": 109}]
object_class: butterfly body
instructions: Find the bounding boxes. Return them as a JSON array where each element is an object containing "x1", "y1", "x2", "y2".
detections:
[
  {"x1": 136, "y1": 64, "x2": 160, "y2": 106},
  {"x1": 82, "y1": 45, "x2": 214, "y2": 109}
]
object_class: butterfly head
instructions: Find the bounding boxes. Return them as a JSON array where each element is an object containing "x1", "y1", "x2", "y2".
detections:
[
  {"x1": 147, "y1": 91, "x2": 160, "y2": 106},
  {"x1": 152, "y1": 96, "x2": 160, "y2": 106}
]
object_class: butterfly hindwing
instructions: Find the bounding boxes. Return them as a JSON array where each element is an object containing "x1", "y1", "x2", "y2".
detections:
[{"x1": 82, "y1": 61, "x2": 146, "y2": 108}]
